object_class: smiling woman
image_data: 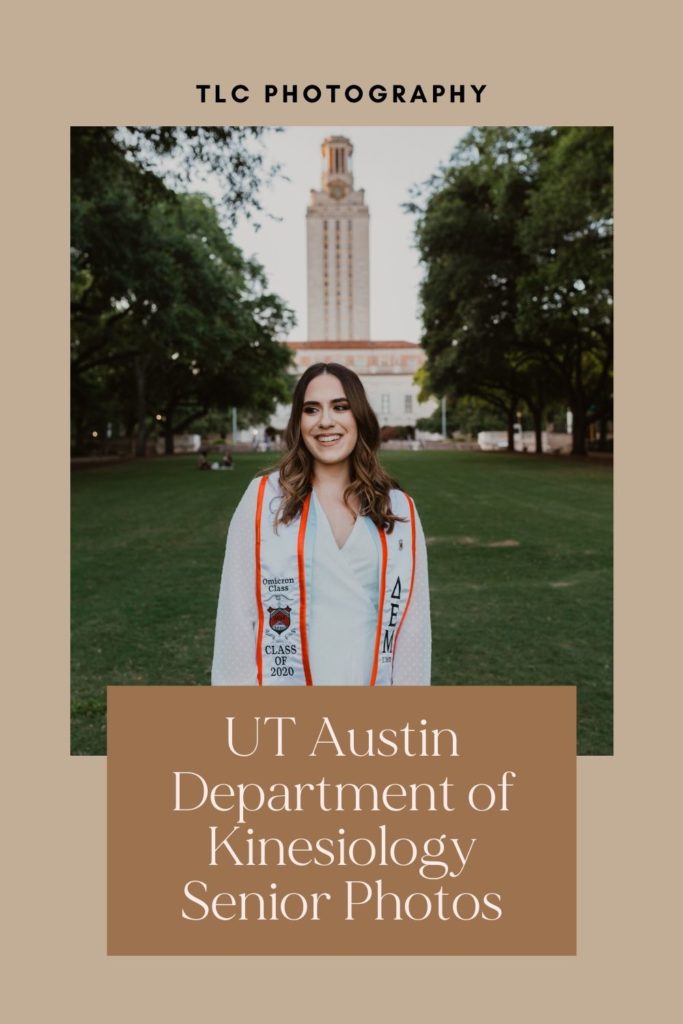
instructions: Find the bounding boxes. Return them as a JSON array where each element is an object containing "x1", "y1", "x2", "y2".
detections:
[{"x1": 211, "y1": 362, "x2": 431, "y2": 686}]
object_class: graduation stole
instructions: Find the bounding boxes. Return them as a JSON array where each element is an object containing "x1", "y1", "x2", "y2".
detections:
[{"x1": 254, "y1": 472, "x2": 416, "y2": 686}]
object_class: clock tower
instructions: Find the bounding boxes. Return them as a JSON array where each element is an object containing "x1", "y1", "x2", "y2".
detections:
[{"x1": 306, "y1": 136, "x2": 370, "y2": 341}]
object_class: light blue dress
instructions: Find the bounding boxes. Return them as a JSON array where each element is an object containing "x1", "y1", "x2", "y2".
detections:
[{"x1": 308, "y1": 491, "x2": 380, "y2": 685}]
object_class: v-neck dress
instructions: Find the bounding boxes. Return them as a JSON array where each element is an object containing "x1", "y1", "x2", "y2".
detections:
[{"x1": 307, "y1": 491, "x2": 380, "y2": 685}]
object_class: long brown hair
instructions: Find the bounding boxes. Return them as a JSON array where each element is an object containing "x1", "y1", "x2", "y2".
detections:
[{"x1": 274, "y1": 362, "x2": 403, "y2": 532}]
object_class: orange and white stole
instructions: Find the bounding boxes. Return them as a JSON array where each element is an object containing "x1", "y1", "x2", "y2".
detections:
[{"x1": 254, "y1": 473, "x2": 415, "y2": 686}]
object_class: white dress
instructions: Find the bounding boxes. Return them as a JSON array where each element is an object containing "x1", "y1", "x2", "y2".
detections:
[{"x1": 211, "y1": 478, "x2": 431, "y2": 686}]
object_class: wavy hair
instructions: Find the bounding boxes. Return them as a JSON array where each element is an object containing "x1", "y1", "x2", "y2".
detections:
[{"x1": 273, "y1": 362, "x2": 404, "y2": 533}]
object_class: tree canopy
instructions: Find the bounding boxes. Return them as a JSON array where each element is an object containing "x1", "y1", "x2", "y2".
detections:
[
  {"x1": 71, "y1": 127, "x2": 294, "y2": 455},
  {"x1": 410, "y1": 127, "x2": 613, "y2": 454}
]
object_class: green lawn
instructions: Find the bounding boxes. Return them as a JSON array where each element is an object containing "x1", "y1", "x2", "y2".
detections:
[{"x1": 71, "y1": 451, "x2": 612, "y2": 755}]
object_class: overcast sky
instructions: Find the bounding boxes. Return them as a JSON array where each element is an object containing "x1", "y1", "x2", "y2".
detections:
[{"x1": 219, "y1": 126, "x2": 470, "y2": 343}]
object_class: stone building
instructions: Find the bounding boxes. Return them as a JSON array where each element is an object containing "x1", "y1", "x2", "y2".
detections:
[
  {"x1": 272, "y1": 340, "x2": 435, "y2": 432},
  {"x1": 267, "y1": 135, "x2": 438, "y2": 435}
]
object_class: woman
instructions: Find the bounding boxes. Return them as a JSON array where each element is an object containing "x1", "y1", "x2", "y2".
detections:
[{"x1": 211, "y1": 362, "x2": 431, "y2": 686}]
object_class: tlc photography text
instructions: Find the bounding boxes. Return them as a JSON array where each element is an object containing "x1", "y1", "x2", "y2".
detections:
[{"x1": 195, "y1": 82, "x2": 488, "y2": 104}]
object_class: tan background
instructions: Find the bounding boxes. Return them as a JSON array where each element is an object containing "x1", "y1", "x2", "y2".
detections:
[{"x1": 4, "y1": 0, "x2": 679, "y2": 1018}]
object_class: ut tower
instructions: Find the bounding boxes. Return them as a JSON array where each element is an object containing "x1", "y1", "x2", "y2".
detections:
[{"x1": 306, "y1": 136, "x2": 370, "y2": 341}]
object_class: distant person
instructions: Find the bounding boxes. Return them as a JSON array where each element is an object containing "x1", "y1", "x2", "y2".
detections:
[
  {"x1": 198, "y1": 453, "x2": 210, "y2": 471},
  {"x1": 212, "y1": 362, "x2": 431, "y2": 687},
  {"x1": 210, "y1": 451, "x2": 235, "y2": 471}
]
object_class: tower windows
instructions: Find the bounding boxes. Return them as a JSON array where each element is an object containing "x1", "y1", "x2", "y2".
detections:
[{"x1": 308, "y1": 137, "x2": 368, "y2": 340}]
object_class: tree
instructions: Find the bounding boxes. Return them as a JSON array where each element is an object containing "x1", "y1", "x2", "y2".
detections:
[
  {"x1": 409, "y1": 126, "x2": 612, "y2": 456},
  {"x1": 411, "y1": 129, "x2": 557, "y2": 452},
  {"x1": 71, "y1": 128, "x2": 294, "y2": 454},
  {"x1": 72, "y1": 127, "x2": 280, "y2": 228},
  {"x1": 518, "y1": 128, "x2": 613, "y2": 454}
]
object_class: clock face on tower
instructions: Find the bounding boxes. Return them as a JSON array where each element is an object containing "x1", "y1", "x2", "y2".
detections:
[{"x1": 329, "y1": 182, "x2": 347, "y2": 200}]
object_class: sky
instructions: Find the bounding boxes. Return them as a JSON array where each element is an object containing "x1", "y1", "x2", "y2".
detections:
[{"x1": 212, "y1": 126, "x2": 470, "y2": 343}]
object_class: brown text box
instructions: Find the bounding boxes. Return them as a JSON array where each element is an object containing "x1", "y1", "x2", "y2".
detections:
[{"x1": 108, "y1": 686, "x2": 575, "y2": 955}]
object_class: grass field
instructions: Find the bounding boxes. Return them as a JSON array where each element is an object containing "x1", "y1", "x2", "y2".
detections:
[{"x1": 71, "y1": 451, "x2": 612, "y2": 755}]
